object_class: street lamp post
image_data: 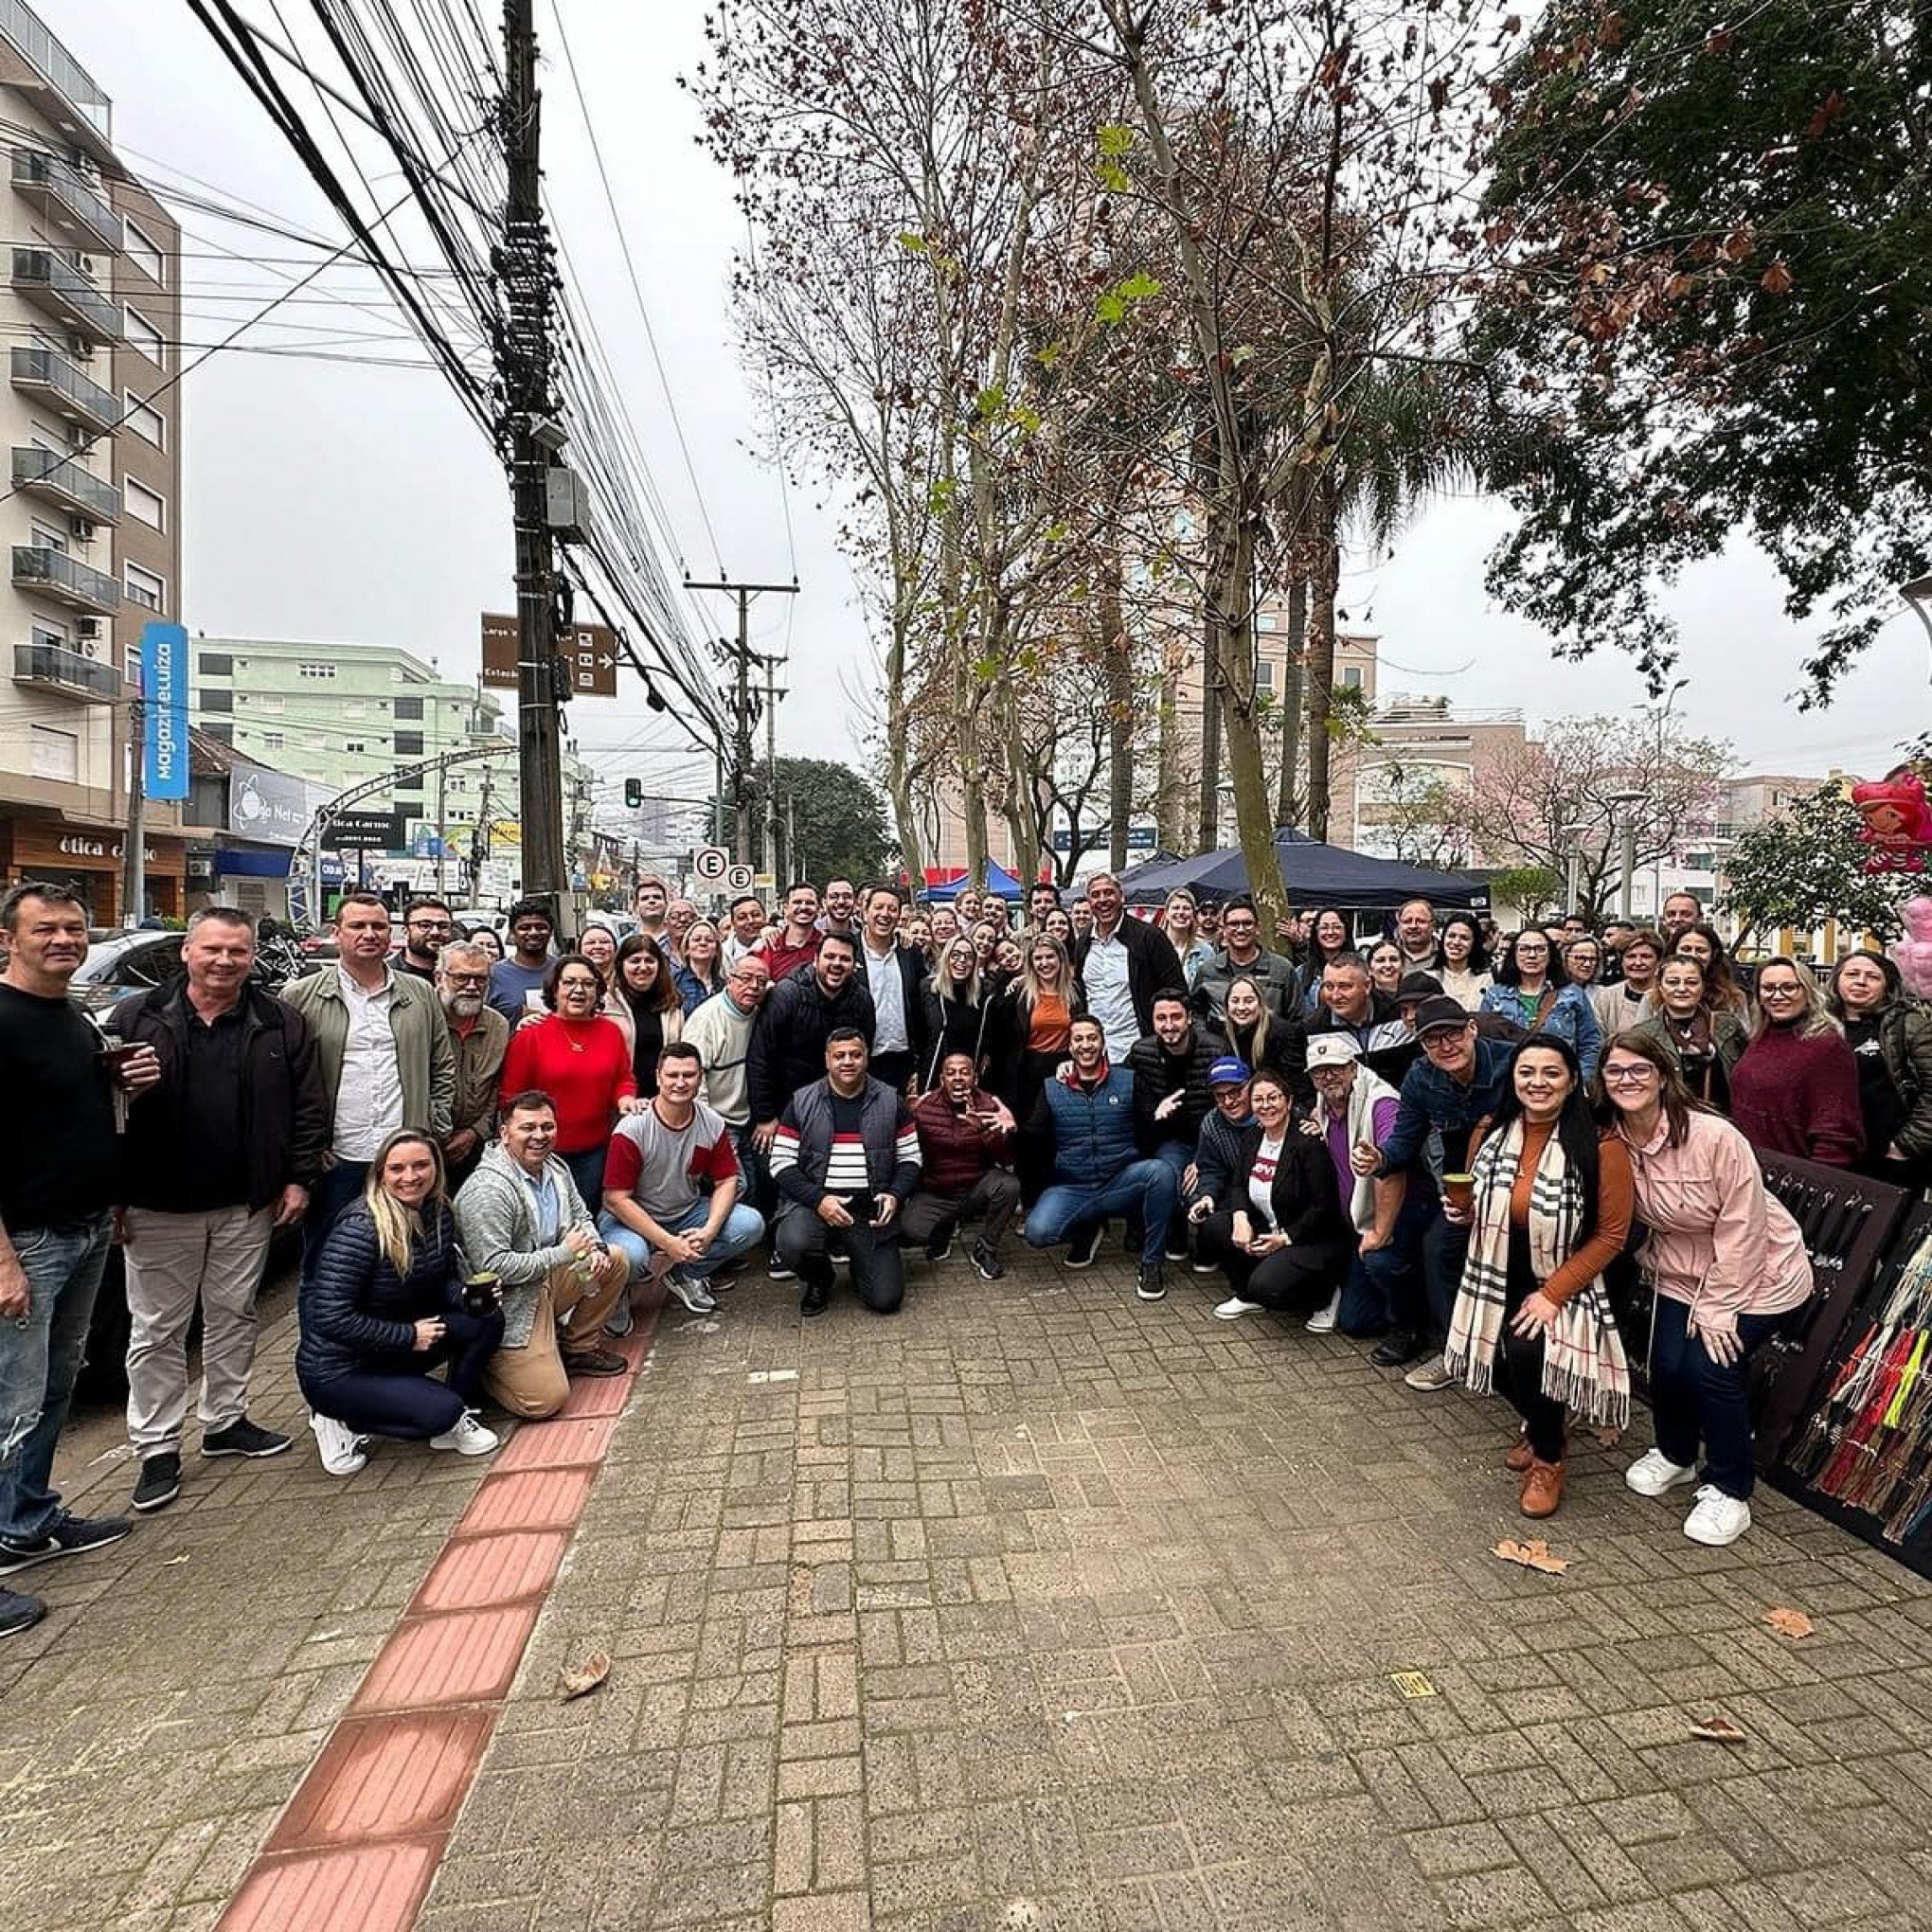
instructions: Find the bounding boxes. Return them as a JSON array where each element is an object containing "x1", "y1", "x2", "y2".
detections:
[
  {"x1": 1650, "y1": 678, "x2": 1689, "y2": 919},
  {"x1": 1904, "y1": 578, "x2": 1932, "y2": 675},
  {"x1": 1607, "y1": 790, "x2": 1647, "y2": 921}
]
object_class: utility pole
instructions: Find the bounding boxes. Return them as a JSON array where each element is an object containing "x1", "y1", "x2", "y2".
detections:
[
  {"x1": 685, "y1": 577, "x2": 798, "y2": 868},
  {"x1": 472, "y1": 760, "x2": 495, "y2": 897},
  {"x1": 757, "y1": 650, "x2": 787, "y2": 872},
  {"x1": 501, "y1": 0, "x2": 567, "y2": 915},
  {"x1": 121, "y1": 687, "x2": 146, "y2": 924}
]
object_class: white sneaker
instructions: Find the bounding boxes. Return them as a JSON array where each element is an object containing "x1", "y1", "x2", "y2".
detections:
[
  {"x1": 310, "y1": 1412, "x2": 367, "y2": 1477},
  {"x1": 1683, "y1": 1484, "x2": 1751, "y2": 1547},
  {"x1": 429, "y1": 1410, "x2": 499, "y2": 1457},
  {"x1": 665, "y1": 1269, "x2": 718, "y2": 1315},
  {"x1": 1625, "y1": 1449, "x2": 1699, "y2": 1498},
  {"x1": 1214, "y1": 1296, "x2": 1265, "y2": 1320},
  {"x1": 1304, "y1": 1292, "x2": 1341, "y2": 1334},
  {"x1": 1404, "y1": 1353, "x2": 1455, "y2": 1392}
]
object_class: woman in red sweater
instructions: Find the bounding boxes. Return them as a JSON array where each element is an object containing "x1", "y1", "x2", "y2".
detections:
[
  {"x1": 499, "y1": 953, "x2": 640, "y2": 1204},
  {"x1": 1727, "y1": 958, "x2": 1863, "y2": 1168}
]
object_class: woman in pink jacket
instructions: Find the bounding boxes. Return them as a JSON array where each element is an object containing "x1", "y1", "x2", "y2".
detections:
[{"x1": 1596, "y1": 1030, "x2": 1813, "y2": 1547}]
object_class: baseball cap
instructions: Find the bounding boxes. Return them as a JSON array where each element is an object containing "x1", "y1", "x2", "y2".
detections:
[
  {"x1": 1304, "y1": 1033, "x2": 1361, "y2": 1071},
  {"x1": 1397, "y1": 971, "x2": 1443, "y2": 1001},
  {"x1": 1208, "y1": 1056, "x2": 1251, "y2": 1087},
  {"x1": 1414, "y1": 994, "x2": 1472, "y2": 1036}
]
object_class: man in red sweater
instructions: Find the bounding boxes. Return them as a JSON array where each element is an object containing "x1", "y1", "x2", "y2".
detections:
[
  {"x1": 901, "y1": 1050, "x2": 1020, "y2": 1279},
  {"x1": 757, "y1": 882, "x2": 825, "y2": 986}
]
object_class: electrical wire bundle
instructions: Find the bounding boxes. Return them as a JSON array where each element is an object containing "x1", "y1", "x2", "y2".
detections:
[{"x1": 1789, "y1": 1223, "x2": 1932, "y2": 1544}]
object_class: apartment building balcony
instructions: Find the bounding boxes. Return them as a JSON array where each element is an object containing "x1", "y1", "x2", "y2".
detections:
[
  {"x1": 10, "y1": 446, "x2": 119, "y2": 523},
  {"x1": 12, "y1": 542, "x2": 118, "y2": 613},
  {"x1": 10, "y1": 345, "x2": 118, "y2": 433},
  {"x1": 0, "y1": 2, "x2": 114, "y2": 157},
  {"x1": 11, "y1": 148, "x2": 121, "y2": 252},
  {"x1": 11, "y1": 638, "x2": 117, "y2": 702},
  {"x1": 10, "y1": 247, "x2": 119, "y2": 345}
]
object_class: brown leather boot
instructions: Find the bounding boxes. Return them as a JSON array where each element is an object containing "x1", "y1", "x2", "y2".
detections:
[
  {"x1": 1504, "y1": 1432, "x2": 1533, "y2": 1473},
  {"x1": 1519, "y1": 1458, "x2": 1565, "y2": 1517}
]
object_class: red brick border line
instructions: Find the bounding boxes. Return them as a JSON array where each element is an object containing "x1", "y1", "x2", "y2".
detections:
[{"x1": 217, "y1": 1306, "x2": 664, "y2": 1932}]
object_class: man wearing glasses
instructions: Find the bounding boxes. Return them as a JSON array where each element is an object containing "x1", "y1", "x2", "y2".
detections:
[
  {"x1": 396, "y1": 899, "x2": 456, "y2": 982},
  {"x1": 436, "y1": 939, "x2": 509, "y2": 1189}
]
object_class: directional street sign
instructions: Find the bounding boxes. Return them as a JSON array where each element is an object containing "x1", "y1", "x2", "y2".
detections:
[
  {"x1": 724, "y1": 863, "x2": 756, "y2": 894},
  {"x1": 479, "y1": 613, "x2": 619, "y2": 697},
  {"x1": 693, "y1": 845, "x2": 729, "y2": 884}
]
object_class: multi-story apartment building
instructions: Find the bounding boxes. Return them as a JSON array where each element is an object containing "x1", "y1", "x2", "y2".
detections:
[
  {"x1": 190, "y1": 635, "x2": 598, "y2": 904},
  {"x1": 0, "y1": 4, "x2": 188, "y2": 921}
]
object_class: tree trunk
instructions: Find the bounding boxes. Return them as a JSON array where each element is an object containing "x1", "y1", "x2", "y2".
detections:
[
  {"x1": 1304, "y1": 476, "x2": 1340, "y2": 843},
  {"x1": 1101, "y1": 556, "x2": 1132, "y2": 872},
  {"x1": 883, "y1": 606, "x2": 923, "y2": 886},
  {"x1": 1214, "y1": 530, "x2": 1286, "y2": 934},
  {"x1": 1156, "y1": 626, "x2": 1187, "y2": 849},
  {"x1": 1197, "y1": 609, "x2": 1222, "y2": 851},
  {"x1": 1275, "y1": 573, "x2": 1306, "y2": 832}
]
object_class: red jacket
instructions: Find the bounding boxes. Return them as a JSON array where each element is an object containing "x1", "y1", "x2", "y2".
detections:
[
  {"x1": 911, "y1": 1086, "x2": 1012, "y2": 1196},
  {"x1": 499, "y1": 1013, "x2": 635, "y2": 1154}
]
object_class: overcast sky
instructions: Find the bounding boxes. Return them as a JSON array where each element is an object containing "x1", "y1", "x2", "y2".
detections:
[{"x1": 43, "y1": 0, "x2": 1931, "y2": 800}]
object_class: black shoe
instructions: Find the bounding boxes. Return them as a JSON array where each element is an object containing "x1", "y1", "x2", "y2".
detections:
[
  {"x1": 565, "y1": 1348, "x2": 629, "y2": 1377},
  {"x1": 132, "y1": 1452, "x2": 182, "y2": 1514},
  {"x1": 1136, "y1": 1262, "x2": 1168, "y2": 1302},
  {"x1": 202, "y1": 1418, "x2": 293, "y2": 1459},
  {"x1": 971, "y1": 1241, "x2": 1005, "y2": 1281},
  {"x1": 1369, "y1": 1329, "x2": 1427, "y2": 1368},
  {"x1": 0, "y1": 1586, "x2": 45, "y2": 1638},
  {"x1": 925, "y1": 1230, "x2": 954, "y2": 1264},
  {"x1": 1164, "y1": 1240, "x2": 1190, "y2": 1263},
  {"x1": 1065, "y1": 1223, "x2": 1104, "y2": 1269},
  {"x1": 800, "y1": 1278, "x2": 831, "y2": 1318},
  {"x1": 0, "y1": 1512, "x2": 134, "y2": 1575}
]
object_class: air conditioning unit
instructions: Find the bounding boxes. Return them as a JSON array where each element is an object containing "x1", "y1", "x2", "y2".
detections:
[
  {"x1": 76, "y1": 616, "x2": 103, "y2": 640},
  {"x1": 75, "y1": 254, "x2": 96, "y2": 278},
  {"x1": 69, "y1": 336, "x2": 94, "y2": 362},
  {"x1": 70, "y1": 517, "x2": 96, "y2": 543},
  {"x1": 65, "y1": 423, "x2": 88, "y2": 449}
]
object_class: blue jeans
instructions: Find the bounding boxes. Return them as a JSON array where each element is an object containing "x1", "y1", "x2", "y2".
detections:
[
  {"x1": 1150, "y1": 1139, "x2": 1191, "y2": 1247},
  {"x1": 302, "y1": 1157, "x2": 367, "y2": 1284},
  {"x1": 1650, "y1": 1297, "x2": 1785, "y2": 1501},
  {"x1": 0, "y1": 1213, "x2": 112, "y2": 1543},
  {"x1": 1341, "y1": 1191, "x2": 1437, "y2": 1336},
  {"x1": 599, "y1": 1199, "x2": 766, "y2": 1283},
  {"x1": 1025, "y1": 1161, "x2": 1180, "y2": 1266},
  {"x1": 562, "y1": 1146, "x2": 608, "y2": 1212},
  {"x1": 727, "y1": 1125, "x2": 772, "y2": 1220}
]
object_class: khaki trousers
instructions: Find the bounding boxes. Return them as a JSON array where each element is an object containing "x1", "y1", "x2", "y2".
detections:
[
  {"x1": 482, "y1": 1259, "x2": 627, "y2": 1420},
  {"x1": 124, "y1": 1204, "x2": 277, "y2": 1454}
]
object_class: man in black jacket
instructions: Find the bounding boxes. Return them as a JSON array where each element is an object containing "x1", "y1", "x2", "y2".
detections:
[
  {"x1": 1073, "y1": 871, "x2": 1185, "y2": 1060},
  {"x1": 113, "y1": 907, "x2": 329, "y2": 1514},
  {"x1": 857, "y1": 882, "x2": 930, "y2": 1094},
  {"x1": 747, "y1": 931, "x2": 877, "y2": 1154},
  {"x1": 1128, "y1": 989, "x2": 1222, "y2": 1262}
]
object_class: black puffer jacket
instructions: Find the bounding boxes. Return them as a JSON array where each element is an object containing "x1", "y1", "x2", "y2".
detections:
[
  {"x1": 1128, "y1": 1027, "x2": 1221, "y2": 1152},
  {"x1": 746, "y1": 963, "x2": 878, "y2": 1123},
  {"x1": 295, "y1": 1200, "x2": 462, "y2": 1387}
]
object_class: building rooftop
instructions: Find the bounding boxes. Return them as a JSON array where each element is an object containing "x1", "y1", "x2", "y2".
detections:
[{"x1": 0, "y1": 0, "x2": 112, "y2": 146}]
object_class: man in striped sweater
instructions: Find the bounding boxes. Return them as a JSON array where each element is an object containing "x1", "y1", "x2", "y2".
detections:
[{"x1": 770, "y1": 1028, "x2": 922, "y2": 1318}]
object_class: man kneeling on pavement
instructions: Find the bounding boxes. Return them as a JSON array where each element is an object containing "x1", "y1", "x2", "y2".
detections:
[
  {"x1": 903, "y1": 1048, "x2": 1020, "y2": 1279},
  {"x1": 598, "y1": 1041, "x2": 765, "y2": 1315},
  {"x1": 451, "y1": 1091, "x2": 630, "y2": 1418}
]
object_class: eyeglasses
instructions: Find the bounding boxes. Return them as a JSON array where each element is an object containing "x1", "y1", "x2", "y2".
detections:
[
  {"x1": 1601, "y1": 1064, "x2": 1656, "y2": 1086},
  {"x1": 557, "y1": 976, "x2": 599, "y2": 992},
  {"x1": 442, "y1": 972, "x2": 489, "y2": 988},
  {"x1": 1761, "y1": 983, "x2": 1803, "y2": 998}
]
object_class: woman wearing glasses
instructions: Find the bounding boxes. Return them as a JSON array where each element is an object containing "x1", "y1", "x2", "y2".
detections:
[
  {"x1": 1727, "y1": 958, "x2": 1863, "y2": 1167},
  {"x1": 1479, "y1": 928, "x2": 1602, "y2": 1077},
  {"x1": 1596, "y1": 1032, "x2": 1813, "y2": 1546},
  {"x1": 1634, "y1": 954, "x2": 1747, "y2": 1111}
]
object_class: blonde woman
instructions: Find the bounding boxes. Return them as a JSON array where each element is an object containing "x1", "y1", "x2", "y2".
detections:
[
  {"x1": 295, "y1": 1129, "x2": 503, "y2": 1475},
  {"x1": 1728, "y1": 957, "x2": 1863, "y2": 1166},
  {"x1": 999, "y1": 935, "x2": 1082, "y2": 1115}
]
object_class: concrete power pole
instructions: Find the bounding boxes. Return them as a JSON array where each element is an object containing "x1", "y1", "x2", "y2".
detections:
[
  {"x1": 759, "y1": 649, "x2": 787, "y2": 875},
  {"x1": 502, "y1": 0, "x2": 566, "y2": 913},
  {"x1": 685, "y1": 577, "x2": 798, "y2": 867}
]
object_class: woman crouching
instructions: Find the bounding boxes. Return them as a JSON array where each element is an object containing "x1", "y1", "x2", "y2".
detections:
[
  {"x1": 1445, "y1": 1039, "x2": 1634, "y2": 1519},
  {"x1": 296, "y1": 1129, "x2": 506, "y2": 1476}
]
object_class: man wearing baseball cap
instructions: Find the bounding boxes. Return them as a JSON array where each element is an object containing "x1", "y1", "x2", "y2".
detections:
[
  {"x1": 1181, "y1": 1057, "x2": 1257, "y2": 1268},
  {"x1": 1350, "y1": 994, "x2": 1515, "y2": 1386}
]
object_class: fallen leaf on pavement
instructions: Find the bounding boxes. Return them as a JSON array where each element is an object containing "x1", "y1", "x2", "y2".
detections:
[
  {"x1": 1690, "y1": 1714, "x2": 1747, "y2": 1744},
  {"x1": 1763, "y1": 1607, "x2": 1815, "y2": 1640},
  {"x1": 160, "y1": 1554, "x2": 189, "y2": 1567},
  {"x1": 1493, "y1": 1538, "x2": 1570, "y2": 1575},
  {"x1": 559, "y1": 1651, "x2": 611, "y2": 1701}
]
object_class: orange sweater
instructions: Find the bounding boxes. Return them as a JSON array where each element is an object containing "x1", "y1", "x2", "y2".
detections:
[{"x1": 1503, "y1": 1119, "x2": 1634, "y2": 1308}]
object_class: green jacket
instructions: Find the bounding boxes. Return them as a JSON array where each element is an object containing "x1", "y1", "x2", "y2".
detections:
[
  {"x1": 281, "y1": 963, "x2": 456, "y2": 1143},
  {"x1": 1875, "y1": 998, "x2": 1932, "y2": 1159}
]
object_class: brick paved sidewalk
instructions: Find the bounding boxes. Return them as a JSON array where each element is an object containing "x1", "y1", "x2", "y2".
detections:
[{"x1": 6, "y1": 1245, "x2": 1932, "y2": 1932}]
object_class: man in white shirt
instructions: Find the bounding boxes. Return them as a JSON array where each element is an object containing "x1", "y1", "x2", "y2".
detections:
[
  {"x1": 858, "y1": 882, "x2": 925, "y2": 1093},
  {"x1": 1074, "y1": 873, "x2": 1183, "y2": 1063}
]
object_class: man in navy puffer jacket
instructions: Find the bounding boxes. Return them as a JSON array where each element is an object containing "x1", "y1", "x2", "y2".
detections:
[{"x1": 1021, "y1": 1015, "x2": 1180, "y2": 1303}]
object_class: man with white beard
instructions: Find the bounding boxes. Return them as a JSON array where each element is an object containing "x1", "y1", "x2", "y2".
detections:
[{"x1": 437, "y1": 939, "x2": 510, "y2": 1190}]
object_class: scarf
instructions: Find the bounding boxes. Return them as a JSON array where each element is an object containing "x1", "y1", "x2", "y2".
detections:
[{"x1": 1445, "y1": 1117, "x2": 1631, "y2": 1427}]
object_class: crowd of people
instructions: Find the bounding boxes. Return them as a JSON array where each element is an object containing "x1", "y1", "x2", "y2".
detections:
[{"x1": 0, "y1": 867, "x2": 1909, "y2": 1638}]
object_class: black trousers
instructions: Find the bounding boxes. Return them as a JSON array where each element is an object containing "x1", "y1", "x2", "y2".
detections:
[
  {"x1": 899, "y1": 1171, "x2": 1021, "y2": 1253},
  {"x1": 776, "y1": 1211, "x2": 905, "y2": 1313},
  {"x1": 1196, "y1": 1211, "x2": 1350, "y2": 1313},
  {"x1": 1492, "y1": 1226, "x2": 1567, "y2": 1462}
]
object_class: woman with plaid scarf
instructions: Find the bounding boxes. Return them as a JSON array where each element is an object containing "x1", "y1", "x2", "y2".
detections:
[{"x1": 1445, "y1": 1038, "x2": 1635, "y2": 1518}]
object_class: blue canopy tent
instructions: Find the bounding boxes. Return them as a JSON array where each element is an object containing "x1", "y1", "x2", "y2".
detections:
[
  {"x1": 1116, "y1": 831, "x2": 1486, "y2": 912},
  {"x1": 922, "y1": 860, "x2": 1027, "y2": 902}
]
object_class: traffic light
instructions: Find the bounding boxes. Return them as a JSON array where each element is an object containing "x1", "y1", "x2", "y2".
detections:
[{"x1": 624, "y1": 778, "x2": 643, "y2": 809}]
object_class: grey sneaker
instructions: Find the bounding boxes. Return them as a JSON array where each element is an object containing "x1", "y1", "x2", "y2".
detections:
[
  {"x1": 1404, "y1": 1353, "x2": 1455, "y2": 1392},
  {"x1": 665, "y1": 1269, "x2": 718, "y2": 1315}
]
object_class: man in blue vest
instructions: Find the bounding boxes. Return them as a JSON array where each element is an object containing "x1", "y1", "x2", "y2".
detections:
[{"x1": 1022, "y1": 1015, "x2": 1180, "y2": 1303}]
